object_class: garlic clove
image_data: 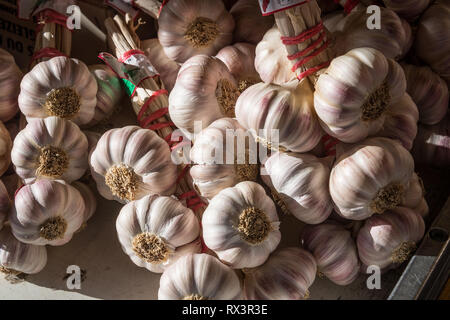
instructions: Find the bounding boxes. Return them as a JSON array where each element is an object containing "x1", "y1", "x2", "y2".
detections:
[
  {"x1": 72, "y1": 181, "x2": 97, "y2": 226},
  {"x1": 0, "y1": 49, "x2": 22, "y2": 122},
  {"x1": 0, "y1": 120, "x2": 12, "y2": 177}
]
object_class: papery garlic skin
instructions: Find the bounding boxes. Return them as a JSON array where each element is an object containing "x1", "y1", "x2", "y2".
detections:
[
  {"x1": 412, "y1": 198, "x2": 429, "y2": 218},
  {"x1": 243, "y1": 247, "x2": 316, "y2": 300},
  {"x1": 158, "y1": 253, "x2": 242, "y2": 300},
  {"x1": 314, "y1": 47, "x2": 406, "y2": 143},
  {"x1": 357, "y1": 207, "x2": 425, "y2": 270},
  {"x1": 236, "y1": 80, "x2": 323, "y2": 153},
  {"x1": 18, "y1": 57, "x2": 97, "y2": 126},
  {"x1": 383, "y1": 0, "x2": 431, "y2": 21},
  {"x1": 0, "y1": 180, "x2": 11, "y2": 229},
  {"x1": 90, "y1": 126, "x2": 177, "y2": 204},
  {"x1": 116, "y1": 195, "x2": 200, "y2": 273},
  {"x1": 0, "y1": 49, "x2": 22, "y2": 122},
  {"x1": 158, "y1": 0, "x2": 234, "y2": 64},
  {"x1": 10, "y1": 179, "x2": 85, "y2": 246},
  {"x1": 261, "y1": 152, "x2": 333, "y2": 224},
  {"x1": 330, "y1": 137, "x2": 415, "y2": 220},
  {"x1": 401, "y1": 63, "x2": 448, "y2": 125},
  {"x1": 169, "y1": 55, "x2": 239, "y2": 138},
  {"x1": 255, "y1": 26, "x2": 296, "y2": 85},
  {"x1": 202, "y1": 181, "x2": 281, "y2": 269},
  {"x1": 141, "y1": 38, "x2": 180, "y2": 92},
  {"x1": 403, "y1": 173, "x2": 425, "y2": 210},
  {"x1": 87, "y1": 64, "x2": 123, "y2": 127},
  {"x1": 11, "y1": 117, "x2": 88, "y2": 184},
  {"x1": 0, "y1": 227, "x2": 47, "y2": 275},
  {"x1": 0, "y1": 120, "x2": 12, "y2": 177},
  {"x1": 230, "y1": 0, "x2": 274, "y2": 45},
  {"x1": 301, "y1": 223, "x2": 360, "y2": 286},
  {"x1": 72, "y1": 181, "x2": 97, "y2": 224}
]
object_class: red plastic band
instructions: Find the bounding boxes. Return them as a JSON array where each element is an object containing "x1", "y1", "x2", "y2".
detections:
[
  {"x1": 280, "y1": 21, "x2": 323, "y2": 45},
  {"x1": 136, "y1": 89, "x2": 168, "y2": 126},
  {"x1": 322, "y1": 134, "x2": 339, "y2": 156},
  {"x1": 36, "y1": 9, "x2": 68, "y2": 32},
  {"x1": 118, "y1": 49, "x2": 145, "y2": 63},
  {"x1": 296, "y1": 61, "x2": 331, "y2": 81},
  {"x1": 30, "y1": 47, "x2": 67, "y2": 66}
]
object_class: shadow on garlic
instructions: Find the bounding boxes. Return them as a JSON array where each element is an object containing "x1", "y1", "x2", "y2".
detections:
[
  {"x1": 0, "y1": 121, "x2": 12, "y2": 177},
  {"x1": 382, "y1": 0, "x2": 431, "y2": 22},
  {"x1": 0, "y1": 180, "x2": 11, "y2": 229},
  {"x1": 0, "y1": 49, "x2": 22, "y2": 122},
  {"x1": 72, "y1": 181, "x2": 97, "y2": 230}
]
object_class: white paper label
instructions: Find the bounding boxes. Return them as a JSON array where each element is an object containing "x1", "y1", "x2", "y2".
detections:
[
  {"x1": 105, "y1": 0, "x2": 139, "y2": 20},
  {"x1": 258, "y1": 0, "x2": 308, "y2": 16},
  {"x1": 18, "y1": 0, "x2": 75, "y2": 19}
]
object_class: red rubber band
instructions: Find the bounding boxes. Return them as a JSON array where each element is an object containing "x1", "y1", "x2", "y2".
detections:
[
  {"x1": 280, "y1": 21, "x2": 323, "y2": 45},
  {"x1": 118, "y1": 49, "x2": 145, "y2": 63}
]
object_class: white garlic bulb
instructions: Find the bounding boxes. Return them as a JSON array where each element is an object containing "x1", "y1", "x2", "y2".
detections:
[
  {"x1": 18, "y1": 56, "x2": 98, "y2": 126},
  {"x1": 11, "y1": 117, "x2": 88, "y2": 184},
  {"x1": 158, "y1": 0, "x2": 235, "y2": 64},
  {"x1": 261, "y1": 152, "x2": 333, "y2": 224},
  {"x1": 90, "y1": 126, "x2": 178, "y2": 203},
  {"x1": 357, "y1": 206, "x2": 425, "y2": 270},
  {"x1": 158, "y1": 253, "x2": 242, "y2": 300},
  {"x1": 0, "y1": 226, "x2": 47, "y2": 275},
  {"x1": 314, "y1": 47, "x2": 407, "y2": 143},
  {"x1": 301, "y1": 222, "x2": 360, "y2": 286},
  {"x1": 382, "y1": 0, "x2": 431, "y2": 21},
  {"x1": 202, "y1": 181, "x2": 281, "y2": 269},
  {"x1": 87, "y1": 64, "x2": 123, "y2": 127},
  {"x1": 10, "y1": 179, "x2": 85, "y2": 246},
  {"x1": 0, "y1": 49, "x2": 22, "y2": 122},
  {"x1": 243, "y1": 247, "x2": 316, "y2": 300},
  {"x1": 72, "y1": 181, "x2": 97, "y2": 225},
  {"x1": 330, "y1": 137, "x2": 415, "y2": 220},
  {"x1": 116, "y1": 194, "x2": 201, "y2": 273},
  {"x1": 0, "y1": 120, "x2": 12, "y2": 177},
  {"x1": 190, "y1": 117, "x2": 259, "y2": 200},
  {"x1": 0, "y1": 180, "x2": 11, "y2": 230},
  {"x1": 236, "y1": 80, "x2": 323, "y2": 153},
  {"x1": 169, "y1": 55, "x2": 239, "y2": 138}
]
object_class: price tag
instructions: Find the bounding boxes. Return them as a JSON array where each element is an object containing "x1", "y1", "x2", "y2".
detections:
[{"x1": 258, "y1": 0, "x2": 308, "y2": 16}]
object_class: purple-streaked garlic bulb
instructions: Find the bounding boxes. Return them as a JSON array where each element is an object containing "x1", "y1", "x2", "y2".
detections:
[
  {"x1": 243, "y1": 247, "x2": 316, "y2": 300},
  {"x1": 157, "y1": 0, "x2": 234, "y2": 64},
  {"x1": 261, "y1": 152, "x2": 333, "y2": 224},
  {"x1": 18, "y1": 56, "x2": 97, "y2": 126},
  {"x1": 0, "y1": 120, "x2": 12, "y2": 177},
  {"x1": 202, "y1": 181, "x2": 281, "y2": 269},
  {"x1": 9, "y1": 179, "x2": 85, "y2": 246},
  {"x1": 382, "y1": 0, "x2": 431, "y2": 21},
  {"x1": 87, "y1": 64, "x2": 123, "y2": 127},
  {"x1": 11, "y1": 117, "x2": 88, "y2": 184},
  {"x1": 169, "y1": 55, "x2": 239, "y2": 138},
  {"x1": 236, "y1": 80, "x2": 323, "y2": 153},
  {"x1": 158, "y1": 253, "x2": 242, "y2": 300},
  {"x1": 330, "y1": 137, "x2": 415, "y2": 220},
  {"x1": 401, "y1": 63, "x2": 448, "y2": 125},
  {"x1": 357, "y1": 207, "x2": 425, "y2": 270},
  {"x1": 301, "y1": 222, "x2": 360, "y2": 286},
  {"x1": 116, "y1": 194, "x2": 200, "y2": 273},
  {"x1": 72, "y1": 181, "x2": 97, "y2": 226},
  {"x1": 314, "y1": 47, "x2": 407, "y2": 143},
  {"x1": 0, "y1": 180, "x2": 11, "y2": 230},
  {"x1": 190, "y1": 117, "x2": 259, "y2": 200},
  {"x1": 0, "y1": 226, "x2": 47, "y2": 275},
  {"x1": 0, "y1": 49, "x2": 22, "y2": 122},
  {"x1": 89, "y1": 126, "x2": 177, "y2": 204}
]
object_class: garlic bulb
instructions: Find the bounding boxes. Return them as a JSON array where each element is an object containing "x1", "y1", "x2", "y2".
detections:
[
  {"x1": 243, "y1": 247, "x2": 316, "y2": 300},
  {"x1": 301, "y1": 222, "x2": 360, "y2": 286},
  {"x1": 83, "y1": 130, "x2": 102, "y2": 160},
  {"x1": 0, "y1": 180, "x2": 11, "y2": 229},
  {"x1": 0, "y1": 120, "x2": 12, "y2": 177},
  {"x1": 141, "y1": 38, "x2": 180, "y2": 92},
  {"x1": 10, "y1": 179, "x2": 85, "y2": 246},
  {"x1": 230, "y1": 0, "x2": 274, "y2": 45},
  {"x1": 255, "y1": 26, "x2": 296, "y2": 85},
  {"x1": 357, "y1": 207, "x2": 425, "y2": 270},
  {"x1": 261, "y1": 152, "x2": 333, "y2": 224},
  {"x1": 314, "y1": 47, "x2": 407, "y2": 143},
  {"x1": 190, "y1": 118, "x2": 259, "y2": 200},
  {"x1": 403, "y1": 173, "x2": 425, "y2": 210},
  {"x1": 236, "y1": 80, "x2": 323, "y2": 153},
  {"x1": 330, "y1": 137, "x2": 415, "y2": 220},
  {"x1": 216, "y1": 42, "x2": 261, "y2": 92},
  {"x1": 87, "y1": 64, "x2": 123, "y2": 127},
  {"x1": 383, "y1": 0, "x2": 431, "y2": 22},
  {"x1": 11, "y1": 117, "x2": 88, "y2": 184},
  {"x1": 401, "y1": 63, "x2": 448, "y2": 125},
  {"x1": 158, "y1": 0, "x2": 234, "y2": 64},
  {"x1": 117, "y1": 194, "x2": 200, "y2": 273},
  {"x1": 378, "y1": 93, "x2": 419, "y2": 151},
  {"x1": 158, "y1": 253, "x2": 242, "y2": 300},
  {"x1": 0, "y1": 49, "x2": 22, "y2": 122},
  {"x1": 0, "y1": 226, "x2": 47, "y2": 275},
  {"x1": 411, "y1": 114, "x2": 450, "y2": 168},
  {"x1": 90, "y1": 126, "x2": 177, "y2": 204},
  {"x1": 72, "y1": 181, "x2": 97, "y2": 225},
  {"x1": 415, "y1": 0, "x2": 450, "y2": 86},
  {"x1": 18, "y1": 56, "x2": 98, "y2": 126},
  {"x1": 202, "y1": 181, "x2": 281, "y2": 269},
  {"x1": 412, "y1": 198, "x2": 429, "y2": 218},
  {"x1": 169, "y1": 55, "x2": 239, "y2": 138}
]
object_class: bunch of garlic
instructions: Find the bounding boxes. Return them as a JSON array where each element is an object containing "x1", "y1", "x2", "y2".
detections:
[
  {"x1": 90, "y1": 126, "x2": 177, "y2": 203},
  {"x1": 158, "y1": 253, "x2": 242, "y2": 300},
  {"x1": 0, "y1": 121, "x2": 12, "y2": 177},
  {"x1": 202, "y1": 181, "x2": 281, "y2": 269},
  {"x1": 158, "y1": 0, "x2": 234, "y2": 64},
  {"x1": 11, "y1": 117, "x2": 88, "y2": 184},
  {"x1": 116, "y1": 194, "x2": 201, "y2": 273},
  {"x1": 0, "y1": 49, "x2": 22, "y2": 122},
  {"x1": 19, "y1": 56, "x2": 98, "y2": 126}
]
